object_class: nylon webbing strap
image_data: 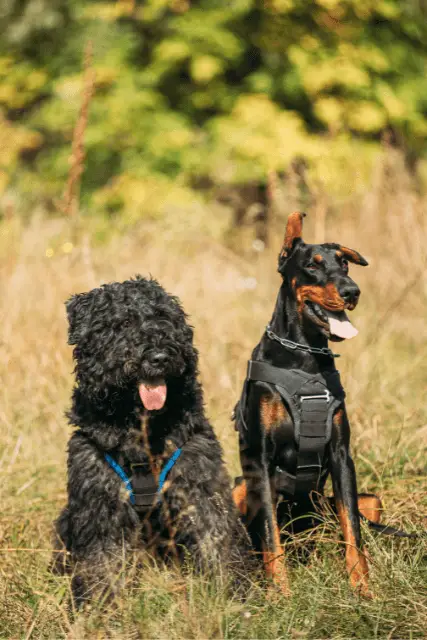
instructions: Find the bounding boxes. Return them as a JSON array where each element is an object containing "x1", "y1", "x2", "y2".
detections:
[
  {"x1": 299, "y1": 394, "x2": 329, "y2": 452},
  {"x1": 295, "y1": 393, "x2": 328, "y2": 492},
  {"x1": 129, "y1": 462, "x2": 158, "y2": 510},
  {"x1": 247, "y1": 360, "x2": 312, "y2": 396},
  {"x1": 245, "y1": 360, "x2": 344, "y2": 496}
]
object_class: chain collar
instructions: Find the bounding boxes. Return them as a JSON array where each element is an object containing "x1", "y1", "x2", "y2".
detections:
[{"x1": 265, "y1": 325, "x2": 340, "y2": 359}]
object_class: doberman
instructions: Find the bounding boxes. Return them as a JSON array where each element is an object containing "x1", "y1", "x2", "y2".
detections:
[{"x1": 232, "y1": 212, "x2": 381, "y2": 597}]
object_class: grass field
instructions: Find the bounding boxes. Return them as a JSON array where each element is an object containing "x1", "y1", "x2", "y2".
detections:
[{"x1": 0, "y1": 152, "x2": 426, "y2": 638}]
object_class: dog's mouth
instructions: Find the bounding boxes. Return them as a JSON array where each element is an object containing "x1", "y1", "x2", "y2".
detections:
[
  {"x1": 138, "y1": 378, "x2": 167, "y2": 411},
  {"x1": 305, "y1": 302, "x2": 358, "y2": 342}
]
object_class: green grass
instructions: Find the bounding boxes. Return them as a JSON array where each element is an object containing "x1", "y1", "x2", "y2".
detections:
[
  {"x1": 1, "y1": 171, "x2": 427, "y2": 638},
  {"x1": 1, "y1": 511, "x2": 425, "y2": 638}
]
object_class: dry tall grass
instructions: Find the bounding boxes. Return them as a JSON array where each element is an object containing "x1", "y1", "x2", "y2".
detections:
[{"x1": 0, "y1": 150, "x2": 426, "y2": 638}]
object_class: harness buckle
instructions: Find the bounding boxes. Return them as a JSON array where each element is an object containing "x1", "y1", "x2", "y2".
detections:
[
  {"x1": 130, "y1": 462, "x2": 151, "y2": 472},
  {"x1": 300, "y1": 389, "x2": 330, "y2": 404},
  {"x1": 297, "y1": 453, "x2": 323, "y2": 472},
  {"x1": 131, "y1": 463, "x2": 158, "y2": 510}
]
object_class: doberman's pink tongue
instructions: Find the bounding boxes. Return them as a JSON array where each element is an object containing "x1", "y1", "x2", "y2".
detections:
[
  {"x1": 325, "y1": 310, "x2": 358, "y2": 339},
  {"x1": 138, "y1": 381, "x2": 167, "y2": 411}
]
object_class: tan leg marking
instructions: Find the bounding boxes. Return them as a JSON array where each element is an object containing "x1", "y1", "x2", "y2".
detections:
[
  {"x1": 233, "y1": 480, "x2": 290, "y2": 595},
  {"x1": 232, "y1": 481, "x2": 247, "y2": 516},
  {"x1": 358, "y1": 495, "x2": 382, "y2": 524},
  {"x1": 262, "y1": 484, "x2": 289, "y2": 596},
  {"x1": 336, "y1": 500, "x2": 370, "y2": 596},
  {"x1": 262, "y1": 512, "x2": 289, "y2": 596}
]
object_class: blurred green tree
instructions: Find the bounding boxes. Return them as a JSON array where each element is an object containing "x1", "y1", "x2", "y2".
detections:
[{"x1": 1, "y1": 0, "x2": 427, "y2": 212}]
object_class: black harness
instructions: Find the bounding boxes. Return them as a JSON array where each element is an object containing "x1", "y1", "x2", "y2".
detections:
[
  {"x1": 105, "y1": 447, "x2": 182, "y2": 513},
  {"x1": 237, "y1": 360, "x2": 345, "y2": 496}
]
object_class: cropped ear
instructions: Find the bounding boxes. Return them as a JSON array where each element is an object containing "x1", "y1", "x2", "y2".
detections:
[
  {"x1": 66, "y1": 291, "x2": 95, "y2": 345},
  {"x1": 280, "y1": 211, "x2": 306, "y2": 259},
  {"x1": 278, "y1": 212, "x2": 306, "y2": 273},
  {"x1": 337, "y1": 246, "x2": 368, "y2": 266}
]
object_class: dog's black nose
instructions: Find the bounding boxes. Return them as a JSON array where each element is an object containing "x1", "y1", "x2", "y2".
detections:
[
  {"x1": 152, "y1": 352, "x2": 168, "y2": 364},
  {"x1": 340, "y1": 285, "x2": 360, "y2": 306}
]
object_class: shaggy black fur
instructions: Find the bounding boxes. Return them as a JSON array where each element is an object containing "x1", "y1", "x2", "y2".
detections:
[{"x1": 53, "y1": 276, "x2": 249, "y2": 603}]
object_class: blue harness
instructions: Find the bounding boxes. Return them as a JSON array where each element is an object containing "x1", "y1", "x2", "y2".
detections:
[{"x1": 105, "y1": 448, "x2": 182, "y2": 507}]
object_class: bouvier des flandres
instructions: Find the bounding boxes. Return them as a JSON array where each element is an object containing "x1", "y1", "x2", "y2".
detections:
[{"x1": 53, "y1": 276, "x2": 248, "y2": 603}]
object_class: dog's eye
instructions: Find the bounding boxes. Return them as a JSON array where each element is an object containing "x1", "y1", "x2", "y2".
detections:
[
  {"x1": 306, "y1": 263, "x2": 318, "y2": 271},
  {"x1": 122, "y1": 319, "x2": 131, "y2": 328},
  {"x1": 341, "y1": 259, "x2": 349, "y2": 272}
]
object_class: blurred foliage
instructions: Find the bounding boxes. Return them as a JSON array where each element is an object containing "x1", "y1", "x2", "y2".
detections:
[{"x1": 1, "y1": 0, "x2": 427, "y2": 213}]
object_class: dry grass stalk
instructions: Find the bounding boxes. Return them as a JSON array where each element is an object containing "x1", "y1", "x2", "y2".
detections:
[
  {"x1": 139, "y1": 412, "x2": 179, "y2": 559},
  {"x1": 60, "y1": 41, "x2": 96, "y2": 219}
]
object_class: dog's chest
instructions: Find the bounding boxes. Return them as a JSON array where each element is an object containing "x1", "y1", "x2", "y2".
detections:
[
  {"x1": 121, "y1": 428, "x2": 166, "y2": 464},
  {"x1": 268, "y1": 420, "x2": 299, "y2": 471},
  {"x1": 260, "y1": 391, "x2": 331, "y2": 486},
  {"x1": 260, "y1": 392, "x2": 298, "y2": 470}
]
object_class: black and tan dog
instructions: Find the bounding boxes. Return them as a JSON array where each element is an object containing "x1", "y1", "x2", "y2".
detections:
[{"x1": 232, "y1": 212, "x2": 381, "y2": 597}]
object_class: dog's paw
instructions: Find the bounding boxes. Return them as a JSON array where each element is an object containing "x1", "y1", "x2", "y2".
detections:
[
  {"x1": 347, "y1": 553, "x2": 372, "y2": 599},
  {"x1": 264, "y1": 555, "x2": 290, "y2": 598},
  {"x1": 353, "y1": 577, "x2": 374, "y2": 600},
  {"x1": 274, "y1": 570, "x2": 291, "y2": 598}
]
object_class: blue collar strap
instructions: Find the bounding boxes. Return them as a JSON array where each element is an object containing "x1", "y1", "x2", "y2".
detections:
[{"x1": 105, "y1": 448, "x2": 182, "y2": 507}]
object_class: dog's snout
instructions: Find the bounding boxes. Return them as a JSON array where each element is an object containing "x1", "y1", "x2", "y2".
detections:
[{"x1": 340, "y1": 284, "x2": 360, "y2": 306}]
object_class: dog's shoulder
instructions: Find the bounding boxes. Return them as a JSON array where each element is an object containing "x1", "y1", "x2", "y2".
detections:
[{"x1": 66, "y1": 430, "x2": 107, "y2": 475}]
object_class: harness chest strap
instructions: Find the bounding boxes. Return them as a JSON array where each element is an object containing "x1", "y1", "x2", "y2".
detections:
[
  {"x1": 241, "y1": 360, "x2": 345, "y2": 495},
  {"x1": 105, "y1": 448, "x2": 182, "y2": 510}
]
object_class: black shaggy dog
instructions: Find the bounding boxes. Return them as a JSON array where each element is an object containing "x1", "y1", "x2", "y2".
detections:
[{"x1": 53, "y1": 276, "x2": 248, "y2": 603}]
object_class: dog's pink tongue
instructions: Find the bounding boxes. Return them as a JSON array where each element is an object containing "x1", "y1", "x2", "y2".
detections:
[
  {"x1": 326, "y1": 310, "x2": 358, "y2": 339},
  {"x1": 138, "y1": 381, "x2": 167, "y2": 411}
]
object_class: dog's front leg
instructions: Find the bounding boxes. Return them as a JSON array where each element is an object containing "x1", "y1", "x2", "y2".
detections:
[
  {"x1": 240, "y1": 445, "x2": 288, "y2": 594},
  {"x1": 55, "y1": 508, "x2": 132, "y2": 608},
  {"x1": 238, "y1": 386, "x2": 289, "y2": 594},
  {"x1": 53, "y1": 434, "x2": 138, "y2": 607},
  {"x1": 330, "y1": 408, "x2": 371, "y2": 597}
]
